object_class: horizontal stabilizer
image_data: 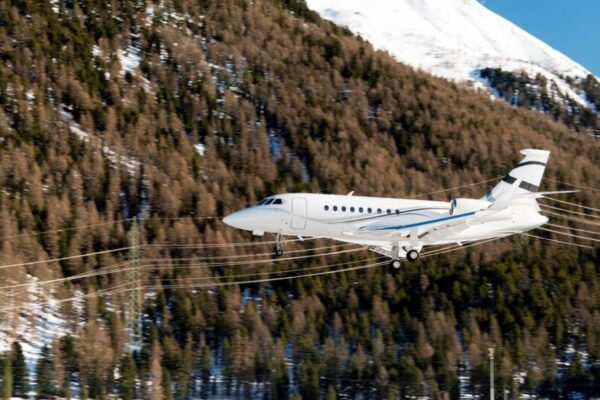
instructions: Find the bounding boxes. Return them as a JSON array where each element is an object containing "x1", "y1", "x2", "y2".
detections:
[{"x1": 535, "y1": 190, "x2": 579, "y2": 197}]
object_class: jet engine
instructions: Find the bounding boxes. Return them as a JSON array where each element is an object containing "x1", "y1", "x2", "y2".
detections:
[{"x1": 449, "y1": 198, "x2": 491, "y2": 215}]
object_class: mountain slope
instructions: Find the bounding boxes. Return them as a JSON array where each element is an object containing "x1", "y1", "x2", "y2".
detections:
[
  {"x1": 0, "y1": 0, "x2": 600, "y2": 397},
  {"x1": 306, "y1": 0, "x2": 599, "y2": 115}
]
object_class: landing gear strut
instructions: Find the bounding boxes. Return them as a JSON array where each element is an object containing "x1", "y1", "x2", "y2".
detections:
[
  {"x1": 390, "y1": 244, "x2": 402, "y2": 270},
  {"x1": 274, "y1": 232, "x2": 283, "y2": 257}
]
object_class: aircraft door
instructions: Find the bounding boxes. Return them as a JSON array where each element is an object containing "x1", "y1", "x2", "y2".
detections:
[{"x1": 291, "y1": 197, "x2": 307, "y2": 230}]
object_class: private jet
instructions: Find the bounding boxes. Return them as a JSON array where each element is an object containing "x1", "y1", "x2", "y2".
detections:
[{"x1": 223, "y1": 149, "x2": 568, "y2": 268}]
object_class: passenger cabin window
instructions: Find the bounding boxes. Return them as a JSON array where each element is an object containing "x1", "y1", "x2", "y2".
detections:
[
  {"x1": 333, "y1": 206, "x2": 338, "y2": 211},
  {"x1": 324, "y1": 205, "x2": 329, "y2": 211},
  {"x1": 395, "y1": 209, "x2": 400, "y2": 215},
  {"x1": 359, "y1": 207, "x2": 364, "y2": 213},
  {"x1": 368, "y1": 208, "x2": 372, "y2": 214},
  {"x1": 341, "y1": 206, "x2": 346, "y2": 212},
  {"x1": 377, "y1": 208, "x2": 382, "y2": 214},
  {"x1": 272, "y1": 198, "x2": 283, "y2": 205},
  {"x1": 387, "y1": 209, "x2": 391, "y2": 214},
  {"x1": 350, "y1": 207, "x2": 355, "y2": 212}
]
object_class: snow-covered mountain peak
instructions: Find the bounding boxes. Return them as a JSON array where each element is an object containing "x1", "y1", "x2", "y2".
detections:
[{"x1": 306, "y1": 0, "x2": 595, "y2": 86}]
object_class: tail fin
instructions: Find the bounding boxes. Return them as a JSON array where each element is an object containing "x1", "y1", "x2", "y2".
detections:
[{"x1": 483, "y1": 149, "x2": 550, "y2": 202}]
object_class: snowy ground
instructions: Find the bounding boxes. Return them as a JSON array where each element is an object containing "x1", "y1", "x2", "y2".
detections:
[
  {"x1": 60, "y1": 105, "x2": 140, "y2": 174},
  {"x1": 0, "y1": 275, "x2": 77, "y2": 397}
]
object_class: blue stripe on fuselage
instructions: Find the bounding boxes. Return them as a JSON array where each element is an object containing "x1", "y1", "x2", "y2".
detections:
[{"x1": 366, "y1": 211, "x2": 476, "y2": 231}]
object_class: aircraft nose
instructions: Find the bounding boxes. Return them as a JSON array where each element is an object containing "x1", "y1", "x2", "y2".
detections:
[{"x1": 223, "y1": 209, "x2": 255, "y2": 231}]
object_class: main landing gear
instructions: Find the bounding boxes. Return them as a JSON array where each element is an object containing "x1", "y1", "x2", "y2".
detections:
[
  {"x1": 406, "y1": 249, "x2": 419, "y2": 262},
  {"x1": 388, "y1": 246, "x2": 420, "y2": 270},
  {"x1": 274, "y1": 232, "x2": 284, "y2": 257}
]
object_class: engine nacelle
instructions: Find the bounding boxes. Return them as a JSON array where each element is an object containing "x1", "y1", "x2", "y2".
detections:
[{"x1": 449, "y1": 198, "x2": 491, "y2": 215}]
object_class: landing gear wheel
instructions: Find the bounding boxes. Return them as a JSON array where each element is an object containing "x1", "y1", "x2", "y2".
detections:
[
  {"x1": 274, "y1": 249, "x2": 283, "y2": 257},
  {"x1": 391, "y1": 259, "x2": 402, "y2": 269},
  {"x1": 406, "y1": 249, "x2": 419, "y2": 262}
]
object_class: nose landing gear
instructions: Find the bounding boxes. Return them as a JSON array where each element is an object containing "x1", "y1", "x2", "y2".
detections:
[{"x1": 274, "y1": 232, "x2": 284, "y2": 257}]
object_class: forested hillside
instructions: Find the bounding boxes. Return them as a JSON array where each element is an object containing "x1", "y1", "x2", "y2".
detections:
[
  {"x1": 479, "y1": 67, "x2": 600, "y2": 136},
  {"x1": 0, "y1": 0, "x2": 600, "y2": 398}
]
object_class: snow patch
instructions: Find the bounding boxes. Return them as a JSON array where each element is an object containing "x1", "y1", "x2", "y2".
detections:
[
  {"x1": 60, "y1": 105, "x2": 140, "y2": 174},
  {"x1": 60, "y1": 106, "x2": 89, "y2": 141},
  {"x1": 0, "y1": 275, "x2": 70, "y2": 387},
  {"x1": 92, "y1": 45, "x2": 102, "y2": 58},
  {"x1": 194, "y1": 143, "x2": 207, "y2": 156},
  {"x1": 145, "y1": 5, "x2": 155, "y2": 26},
  {"x1": 50, "y1": 0, "x2": 59, "y2": 13},
  {"x1": 118, "y1": 45, "x2": 141, "y2": 76}
]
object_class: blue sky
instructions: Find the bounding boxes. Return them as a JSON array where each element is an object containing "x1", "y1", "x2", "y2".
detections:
[{"x1": 484, "y1": 0, "x2": 600, "y2": 76}]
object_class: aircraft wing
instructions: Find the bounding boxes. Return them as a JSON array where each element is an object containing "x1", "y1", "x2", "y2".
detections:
[
  {"x1": 354, "y1": 208, "x2": 512, "y2": 243},
  {"x1": 358, "y1": 211, "x2": 475, "y2": 236},
  {"x1": 350, "y1": 210, "x2": 478, "y2": 244}
]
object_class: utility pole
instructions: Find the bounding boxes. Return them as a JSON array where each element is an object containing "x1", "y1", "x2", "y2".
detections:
[
  {"x1": 128, "y1": 219, "x2": 141, "y2": 347},
  {"x1": 489, "y1": 347, "x2": 495, "y2": 400}
]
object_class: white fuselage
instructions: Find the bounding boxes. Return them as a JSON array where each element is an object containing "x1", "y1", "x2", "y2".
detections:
[{"x1": 223, "y1": 193, "x2": 548, "y2": 248}]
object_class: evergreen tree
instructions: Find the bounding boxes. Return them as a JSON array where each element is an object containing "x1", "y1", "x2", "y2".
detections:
[
  {"x1": 297, "y1": 361, "x2": 320, "y2": 399},
  {"x1": 2, "y1": 355, "x2": 12, "y2": 400},
  {"x1": 36, "y1": 345, "x2": 54, "y2": 398},
  {"x1": 119, "y1": 355, "x2": 137, "y2": 400},
  {"x1": 60, "y1": 335, "x2": 79, "y2": 380},
  {"x1": 10, "y1": 342, "x2": 28, "y2": 397},
  {"x1": 163, "y1": 368, "x2": 174, "y2": 400},
  {"x1": 88, "y1": 365, "x2": 107, "y2": 400},
  {"x1": 269, "y1": 359, "x2": 289, "y2": 400},
  {"x1": 566, "y1": 353, "x2": 588, "y2": 391},
  {"x1": 326, "y1": 384, "x2": 337, "y2": 400},
  {"x1": 199, "y1": 344, "x2": 212, "y2": 399}
]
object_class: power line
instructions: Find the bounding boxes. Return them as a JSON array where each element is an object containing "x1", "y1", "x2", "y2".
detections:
[
  {"x1": 154, "y1": 256, "x2": 384, "y2": 285},
  {"x1": 141, "y1": 247, "x2": 364, "y2": 268},
  {"x1": 537, "y1": 227, "x2": 600, "y2": 244},
  {"x1": 543, "y1": 211, "x2": 600, "y2": 227},
  {"x1": 542, "y1": 196, "x2": 600, "y2": 213},
  {"x1": 521, "y1": 233, "x2": 593, "y2": 249},
  {"x1": 141, "y1": 236, "x2": 317, "y2": 248},
  {"x1": 0, "y1": 244, "x2": 357, "y2": 292},
  {"x1": 545, "y1": 178, "x2": 600, "y2": 194},
  {"x1": 0, "y1": 237, "x2": 329, "y2": 271},
  {"x1": 0, "y1": 246, "x2": 132, "y2": 270},
  {"x1": 0, "y1": 239, "x2": 497, "y2": 314},
  {"x1": 539, "y1": 203, "x2": 600, "y2": 219},
  {"x1": 0, "y1": 261, "x2": 131, "y2": 294},
  {"x1": 546, "y1": 222, "x2": 600, "y2": 236},
  {"x1": 0, "y1": 219, "x2": 135, "y2": 242},
  {"x1": 413, "y1": 177, "x2": 500, "y2": 199}
]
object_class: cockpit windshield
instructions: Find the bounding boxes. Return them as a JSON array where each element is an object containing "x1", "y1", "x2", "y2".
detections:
[{"x1": 256, "y1": 197, "x2": 283, "y2": 206}]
